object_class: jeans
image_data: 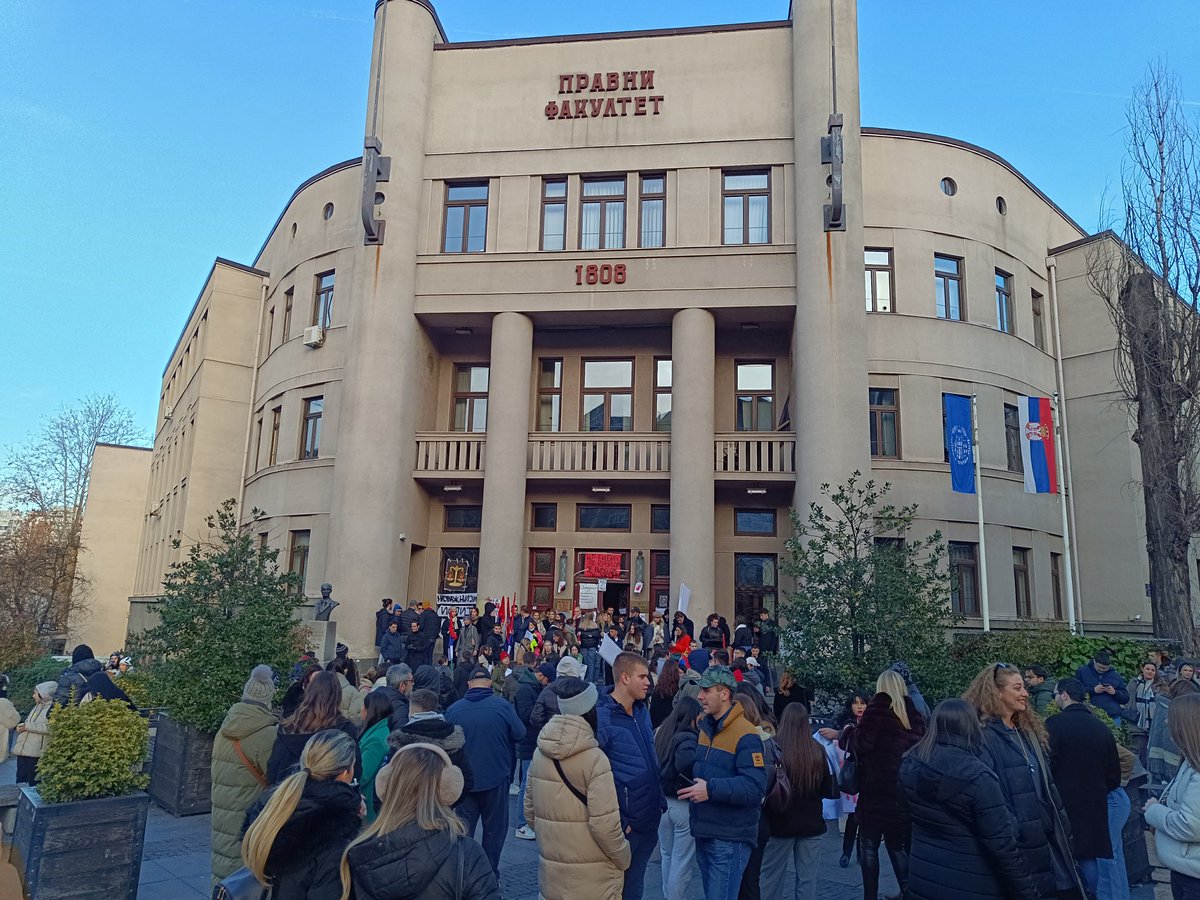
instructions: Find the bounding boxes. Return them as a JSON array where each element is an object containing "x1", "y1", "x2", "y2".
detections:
[
  {"x1": 858, "y1": 821, "x2": 909, "y2": 900},
  {"x1": 1079, "y1": 859, "x2": 1098, "y2": 897},
  {"x1": 659, "y1": 798, "x2": 696, "y2": 900},
  {"x1": 1173, "y1": 870, "x2": 1200, "y2": 900},
  {"x1": 623, "y1": 828, "x2": 658, "y2": 900},
  {"x1": 696, "y1": 837, "x2": 753, "y2": 900},
  {"x1": 759, "y1": 835, "x2": 823, "y2": 900},
  {"x1": 514, "y1": 758, "x2": 531, "y2": 829},
  {"x1": 1096, "y1": 788, "x2": 1131, "y2": 900},
  {"x1": 582, "y1": 649, "x2": 603, "y2": 686},
  {"x1": 455, "y1": 784, "x2": 508, "y2": 877}
]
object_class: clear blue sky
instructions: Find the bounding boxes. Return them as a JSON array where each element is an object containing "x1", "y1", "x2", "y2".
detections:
[{"x1": 2, "y1": 1, "x2": 1197, "y2": 452}]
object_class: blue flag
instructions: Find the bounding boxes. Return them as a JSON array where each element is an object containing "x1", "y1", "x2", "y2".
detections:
[{"x1": 944, "y1": 394, "x2": 975, "y2": 494}]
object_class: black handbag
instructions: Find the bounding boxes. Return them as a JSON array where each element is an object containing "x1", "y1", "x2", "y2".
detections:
[
  {"x1": 837, "y1": 755, "x2": 860, "y2": 795},
  {"x1": 212, "y1": 867, "x2": 272, "y2": 900}
]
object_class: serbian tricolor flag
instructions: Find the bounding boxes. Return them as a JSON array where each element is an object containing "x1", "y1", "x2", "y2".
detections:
[{"x1": 1019, "y1": 396, "x2": 1058, "y2": 493}]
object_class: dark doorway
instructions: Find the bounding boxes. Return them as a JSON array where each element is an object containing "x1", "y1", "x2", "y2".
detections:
[{"x1": 603, "y1": 583, "x2": 629, "y2": 615}]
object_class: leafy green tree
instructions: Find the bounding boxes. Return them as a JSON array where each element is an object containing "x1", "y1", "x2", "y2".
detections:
[
  {"x1": 779, "y1": 472, "x2": 954, "y2": 704},
  {"x1": 129, "y1": 499, "x2": 307, "y2": 734}
]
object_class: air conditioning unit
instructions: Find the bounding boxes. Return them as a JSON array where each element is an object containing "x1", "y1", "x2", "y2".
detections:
[
  {"x1": 163, "y1": 405, "x2": 173, "y2": 420},
  {"x1": 302, "y1": 325, "x2": 325, "y2": 348}
]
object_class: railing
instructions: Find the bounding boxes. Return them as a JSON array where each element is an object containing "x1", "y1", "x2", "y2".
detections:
[
  {"x1": 414, "y1": 433, "x2": 486, "y2": 475},
  {"x1": 528, "y1": 434, "x2": 670, "y2": 475},
  {"x1": 714, "y1": 433, "x2": 796, "y2": 476}
]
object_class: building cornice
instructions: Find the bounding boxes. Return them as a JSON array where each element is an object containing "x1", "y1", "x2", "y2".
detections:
[
  {"x1": 162, "y1": 257, "x2": 271, "y2": 378},
  {"x1": 433, "y1": 19, "x2": 790, "y2": 51},
  {"x1": 374, "y1": 0, "x2": 448, "y2": 43}
]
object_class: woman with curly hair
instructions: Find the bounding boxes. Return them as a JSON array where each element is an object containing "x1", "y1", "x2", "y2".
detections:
[{"x1": 963, "y1": 663, "x2": 1084, "y2": 899}]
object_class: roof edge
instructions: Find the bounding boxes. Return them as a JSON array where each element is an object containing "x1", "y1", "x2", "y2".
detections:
[
  {"x1": 252, "y1": 157, "x2": 363, "y2": 268},
  {"x1": 434, "y1": 19, "x2": 791, "y2": 51},
  {"x1": 94, "y1": 442, "x2": 152, "y2": 453},
  {"x1": 374, "y1": 0, "x2": 448, "y2": 43},
  {"x1": 162, "y1": 256, "x2": 270, "y2": 378}
]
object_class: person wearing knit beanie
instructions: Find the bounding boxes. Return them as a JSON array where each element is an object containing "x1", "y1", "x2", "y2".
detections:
[
  {"x1": 242, "y1": 665, "x2": 276, "y2": 704},
  {"x1": 71, "y1": 644, "x2": 94, "y2": 665}
]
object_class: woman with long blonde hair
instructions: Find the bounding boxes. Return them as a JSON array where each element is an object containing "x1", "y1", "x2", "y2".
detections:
[
  {"x1": 241, "y1": 729, "x2": 363, "y2": 897},
  {"x1": 964, "y1": 663, "x2": 1082, "y2": 899},
  {"x1": 853, "y1": 669, "x2": 926, "y2": 900},
  {"x1": 340, "y1": 743, "x2": 499, "y2": 900}
]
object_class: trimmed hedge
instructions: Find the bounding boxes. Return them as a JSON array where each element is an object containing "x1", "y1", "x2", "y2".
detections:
[{"x1": 7, "y1": 656, "x2": 68, "y2": 716}]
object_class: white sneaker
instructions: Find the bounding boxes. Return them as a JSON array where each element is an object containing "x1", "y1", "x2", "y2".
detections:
[
  {"x1": 509, "y1": 782, "x2": 520, "y2": 795},
  {"x1": 514, "y1": 825, "x2": 536, "y2": 840}
]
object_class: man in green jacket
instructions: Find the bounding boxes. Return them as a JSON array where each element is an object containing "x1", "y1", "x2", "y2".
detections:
[{"x1": 1025, "y1": 665, "x2": 1055, "y2": 715}]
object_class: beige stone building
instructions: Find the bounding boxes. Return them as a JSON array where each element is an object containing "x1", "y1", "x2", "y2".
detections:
[{"x1": 83, "y1": 1, "x2": 1176, "y2": 655}]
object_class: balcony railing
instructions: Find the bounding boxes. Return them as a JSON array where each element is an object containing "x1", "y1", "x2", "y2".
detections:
[
  {"x1": 714, "y1": 433, "x2": 796, "y2": 477},
  {"x1": 414, "y1": 433, "x2": 485, "y2": 476},
  {"x1": 528, "y1": 434, "x2": 670, "y2": 476}
]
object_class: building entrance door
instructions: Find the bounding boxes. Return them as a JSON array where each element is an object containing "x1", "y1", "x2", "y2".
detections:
[{"x1": 603, "y1": 583, "x2": 629, "y2": 615}]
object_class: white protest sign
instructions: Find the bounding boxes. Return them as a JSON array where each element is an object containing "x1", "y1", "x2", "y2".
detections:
[
  {"x1": 599, "y1": 635, "x2": 623, "y2": 666},
  {"x1": 678, "y1": 583, "x2": 691, "y2": 615},
  {"x1": 578, "y1": 582, "x2": 600, "y2": 610}
]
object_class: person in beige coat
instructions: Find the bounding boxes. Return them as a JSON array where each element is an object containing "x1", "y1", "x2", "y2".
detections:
[
  {"x1": 11, "y1": 681, "x2": 56, "y2": 784},
  {"x1": 524, "y1": 678, "x2": 630, "y2": 900}
]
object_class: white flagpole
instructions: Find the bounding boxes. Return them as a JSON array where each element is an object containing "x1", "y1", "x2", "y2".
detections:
[
  {"x1": 1051, "y1": 393, "x2": 1078, "y2": 634},
  {"x1": 971, "y1": 394, "x2": 990, "y2": 631}
]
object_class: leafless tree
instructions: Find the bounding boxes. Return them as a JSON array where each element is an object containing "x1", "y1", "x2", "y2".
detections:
[{"x1": 1089, "y1": 62, "x2": 1200, "y2": 652}]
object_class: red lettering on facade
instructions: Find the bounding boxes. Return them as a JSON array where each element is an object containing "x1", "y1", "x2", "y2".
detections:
[
  {"x1": 574, "y1": 99, "x2": 587, "y2": 117},
  {"x1": 575, "y1": 73, "x2": 589, "y2": 92},
  {"x1": 606, "y1": 71, "x2": 620, "y2": 92},
  {"x1": 545, "y1": 101, "x2": 560, "y2": 119},
  {"x1": 589, "y1": 98, "x2": 603, "y2": 117},
  {"x1": 590, "y1": 73, "x2": 604, "y2": 92},
  {"x1": 639, "y1": 70, "x2": 655, "y2": 90},
  {"x1": 559, "y1": 100, "x2": 573, "y2": 119},
  {"x1": 650, "y1": 95, "x2": 664, "y2": 115},
  {"x1": 617, "y1": 96, "x2": 631, "y2": 116},
  {"x1": 634, "y1": 96, "x2": 647, "y2": 116},
  {"x1": 623, "y1": 71, "x2": 637, "y2": 91},
  {"x1": 602, "y1": 98, "x2": 617, "y2": 117},
  {"x1": 558, "y1": 74, "x2": 573, "y2": 94}
]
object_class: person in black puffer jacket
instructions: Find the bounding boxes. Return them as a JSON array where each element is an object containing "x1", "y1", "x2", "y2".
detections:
[
  {"x1": 54, "y1": 644, "x2": 102, "y2": 706},
  {"x1": 241, "y1": 729, "x2": 363, "y2": 900},
  {"x1": 898, "y1": 699, "x2": 1038, "y2": 900},
  {"x1": 413, "y1": 664, "x2": 457, "y2": 712},
  {"x1": 654, "y1": 697, "x2": 701, "y2": 900},
  {"x1": 964, "y1": 663, "x2": 1084, "y2": 900},
  {"x1": 267, "y1": 672, "x2": 363, "y2": 785},
  {"x1": 341, "y1": 742, "x2": 500, "y2": 900}
]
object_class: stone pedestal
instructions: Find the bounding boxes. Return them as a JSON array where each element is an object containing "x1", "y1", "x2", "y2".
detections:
[{"x1": 306, "y1": 620, "x2": 338, "y2": 663}]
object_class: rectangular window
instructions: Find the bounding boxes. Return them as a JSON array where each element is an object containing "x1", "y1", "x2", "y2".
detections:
[
  {"x1": 580, "y1": 177, "x2": 626, "y2": 250},
  {"x1": 996, "y1": 270, "x2": 1015, "y2": 334},
  {"x1": 532, "y1": 503, "x2": 558, "y2": 531},
  {"x1": 313, "y1": 271, "x2": 335, "y2": 328},
  {"x1": 735, "y1": 362, "x2": 774, "y2": 432},
  {"x1": 269, "y1": 406, "x2": 281, "y2": 466},
  {"x1": 578, "y1": 504, "x2": 632, "y2": 531},
  {"x1": 723, "y1": 171, "x2": 770, "y2": 245},
  {"x1": 950, "y1": 541, "x2": 980, "y2": 616},
  {"x1": 865, "y1": 248, "x2": 894, "y2": 312},
  {"x1": 1032, "y1": 290, "x2": 1046, "y2": 351},
  {"x1": 654, "y1": 358, "x2": 672, "y2": 432},
  {"x1": 1005, "y1": 403, "x2": 1022, "y2": 473},
  {"x1": 537, "y1": 359, "x2": 562, "y2": 432},
  {"x1": 266, "y1": 306, "x2": 275, "y2": 352},
  {"x1": 639, "y1": 174, "x2": 665, "y2": 248},
  {"x1": 282, "y1": 288, "x2": 294, "y2": 342},
  {"x1": 869, "y1": 388, "x2": 900, "y2": 458},
  {"x1": 288, "y1": 530, "x2": 310, "y2": 596},
  {"x1": 541, "y1": 178, "x2": 567, "y2": 251},
  {"x1": 445, "y1": 505, "x2": 483, "y2": 531},
  {"x1": 735, "y1": 509, "x2": 777, "y2": 536},
  {"x1": 934, "y1": 255, "x2": 964, "y2": 321},
  {"x1": 651, "y1": 505, "x2": 670, "y2": 533},
  {"x1": 254, "y1": 418, "x2": 263, "y2": 471},
  {"x1": 1051, "y1": 552, "x2": 1064, "y2": 619},
  {"x1": 734, "y1": 553, "x2": 777, "y2": 622},
  {"x1": 301, "y1": 397, "x2": 323, "y2": 460},
  {"x1": 581, "y1": 359, "x2": 633, "y2": 432},
  {"x1": 443, "y1": 182, "x2": 489, "y2": 253},
  {"x1": 452, "y1": 365, "x2": 489, "y2": 432},
  {"x1": 1013, "y1": 548, "x2": 1032, "y2": 618}
]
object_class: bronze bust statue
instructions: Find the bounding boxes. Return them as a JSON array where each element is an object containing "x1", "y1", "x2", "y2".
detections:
[{"x1": 314, "y1": 583, "x2": 339, "y2": 622}]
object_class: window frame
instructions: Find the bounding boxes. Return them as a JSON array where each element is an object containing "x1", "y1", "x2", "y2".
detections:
[
  {"x1": 654, "y1": 357, "x2": 672, "y2": 433},
  {"x1": 577, "y1": 503, "x2": 633, "y2": 532},
  {"x1": 934, "y1": 254, "x2": 964, "y2": 321},
  {"x1": 1013, "y1": 547, "x2": 1032, "y2": 619},
  {"x1": 531, "y1": 503, "x2": 558, "y2": 531},
  {"x1": 579, "y1": 176, "x2": 627, "y2": 250},
  {"x1": 734, "y1": 552, "x2": 778, "y2": 622},
  {"x1": 865, "y1": 247, "x2": 895, "y2": 313},
  {"x1": 266, "y1": 306, "x2": 275, "y2": 353},
  {"x1": 580, "y1": 358, "x2": 634, "y2": 433},
  {"x1": 735, "y1": 361, "x2": 775, "y2": 432},
  {"x1": 734, "y1": 509, "x2": 777, "y2": 537},
  {"x1": 536, "y1": 358, "x2": 563, "y2": 432},
  {"x1": 300, "y1": 396, "x2": 323, "y2": 460},
  {"x1": 869, "y1": 387, "x2": 901, "y2": 459},
  {"x1": 452, "y1": 364, "x2": 490, "y2": 433},
  {"x1": 1004, "y1": 403, "x2": 1023, "y2": 473},
  {"x1": 288, "y1": 529, "x2": 311, "y2": 596},
  {"x1": 949, "y1": 541, "x2": 980, "y2": 616},
  {"x1": 313, "y1": 271, "x2": 335, "y2": 328},
  {"x1": 254, "y1": 417, "x2": 264, "y2": 471},
  {"x1": 650, "y1": 504, "x2": 670, "y2": 533},
  {"x1": 444, "y1": 505, "x2": 483, "y2": 532},
  {"x1": 1032, "y1": 290, "x2": 1046, "y2": 351},
  {"x1": 722, "y1": 169, "x2": 771, "y2": 246},
  {"x1": 995, "y1": 269, "x2": 1015, "y2": 335},
  {"x1": 540, "y1": 178, "x2": 567, "y2": 251},
  {"x1": 639, "y1": 173, "x2": 666, "y2": 249},
  {"x1": 282, "y1": 287, "x2": 294, "y2": 343},
  {"x1": 1050, "y1": 552, "x2": 1064, "y2": 620},
  {"x1": 442, "y1": 181, "x2": 489, "y2": 254},
  {"x1": 268, "y1": 406, "x2": 281, "y2": 466}
]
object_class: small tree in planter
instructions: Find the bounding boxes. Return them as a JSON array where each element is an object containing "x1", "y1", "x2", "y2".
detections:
[
  {"x1": 129, "y1": 499, "x2": 306, "y2": 816},
  {"x1": 12, "y1": 699, "x2": 150, "y2": 899}
]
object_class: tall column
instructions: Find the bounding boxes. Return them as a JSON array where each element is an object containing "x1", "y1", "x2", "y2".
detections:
[
  {"x1": 477, "y1": 312, "x2": 534, "y2": 603},
  {"x1": 325, "y1": 0, "x2": 441, "y2": 656},
  {"x1": 791, "y1": 0, "x2": 870, "y2": 510},
  {"x1": 670, "y1": 308, "x2": 716, "y2": 618}
]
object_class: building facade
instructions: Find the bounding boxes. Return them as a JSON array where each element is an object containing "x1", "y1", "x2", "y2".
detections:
[{"x1": 89, "y1": 1, "x2": 1177, "y2": 656}]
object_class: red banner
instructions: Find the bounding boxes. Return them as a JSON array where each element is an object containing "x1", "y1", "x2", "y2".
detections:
[{"x1": 583, "y1": 552, "x2": 623, "y2": 579}]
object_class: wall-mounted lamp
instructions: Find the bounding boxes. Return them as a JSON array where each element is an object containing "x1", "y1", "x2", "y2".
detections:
[
  {"x1": 746, "y1": 487, "x2": 767, "y2": 496},
  {"x1": 634, "y1": 550, "x2": 645, "y2": 594},
  {"x1": 443, "y1": 483, "x2": 463, "y2": 492},
  {"x1": 558, "y1": 549, "x2": 569, "y2": 593},
  {"x1": 454, "y1": 327, "x2": 473, "y2": 335},
  {"x1": 591, "y1": 484, "x2": 611, "y2": 494}
]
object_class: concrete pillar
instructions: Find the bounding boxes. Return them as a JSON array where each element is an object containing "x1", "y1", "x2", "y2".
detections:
[
  {"x1": 325, "y1": 0, "x2": 440, "y2": 655},
  {"x1": 478, "y1": 312, "x2": 534, "y2": 602},
  {"x1": 790, "y1": 0, "x2": 870, "y2": 510},
  {"x1": 670, "y1": 308, "x2": 716, "y2": 618}
]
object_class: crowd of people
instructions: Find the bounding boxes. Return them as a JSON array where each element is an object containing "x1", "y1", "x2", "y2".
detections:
[{"x1": 13, "y1": 618, "x2": 1200, "y2": 900}]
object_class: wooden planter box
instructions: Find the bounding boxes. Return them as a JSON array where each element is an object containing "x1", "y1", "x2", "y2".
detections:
[
  {"x1": 148, "y1": 712, "x2": 213, "y2": 816},
  {"x1": 10, "y1": 786, "x2": 148, "y2": 900}
]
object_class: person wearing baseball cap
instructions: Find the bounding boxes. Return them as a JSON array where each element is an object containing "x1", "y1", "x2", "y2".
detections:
[{"x1": 677, "y1": 665, "x2": 767, "y2": 898}]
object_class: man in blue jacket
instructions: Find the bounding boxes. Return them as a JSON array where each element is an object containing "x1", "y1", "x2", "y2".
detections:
[
  {"x1": 1075, "y1": 649, "x2": 1129, "y2": 719},
  {"x1": 679, "y1": 665, "x2": 767, "y2": 900},
  {"x1": 445, "y1": 665, "x2": 526, "y2": 879},
  {"x1": 597, "y1": 651, "x2": 666, "y2": 900}
]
